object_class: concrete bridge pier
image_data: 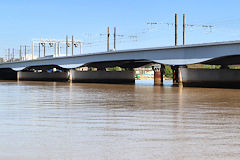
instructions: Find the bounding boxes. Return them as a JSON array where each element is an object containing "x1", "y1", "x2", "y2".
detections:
[
  {"x1": 220, "y1": 64, "x2": 229, "y2": 69},
  {"x1": 171, "y1": 65, "x2": 179, "y2": 85},
  {"x1": 18, "y1": 71, "x2": 69, "y2": 82},
  {"x1": 0, "y1": 68, "x2": 17, "y2": 80},
  {"x1": 179, "y1": 66, "x2": 240, "y2": 88},
  {"x1": 153, "y1": 64, "x2": 164, "y2": 86},
  {"x1": 177, "y1": 65, "x2": 187, "y2": 85},
  {"x1": 171, "y1": 65, "x2": 187, "y2": 86},
  {"x1": 69, "y1": 69, "x2": 135, "y2": 84}
]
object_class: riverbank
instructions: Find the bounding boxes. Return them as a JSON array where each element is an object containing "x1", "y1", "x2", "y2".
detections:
[{"x1": 135, "y1": 74, "x2": 172, "y2": 80}]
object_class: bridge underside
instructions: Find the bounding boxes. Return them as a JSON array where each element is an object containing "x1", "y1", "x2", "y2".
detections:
[
  {"x1": 0, "y1": 60, "x2": 152, "y2": 72},
  {"x1": 202, "y1": 55, "x2": 240, "y2": 65},
  {"x1": 12, "y1": 55, "x2": 240, "y2": 71},
  {"x1": 84, "y1": 60, "x2": 152, "y2": 69}
]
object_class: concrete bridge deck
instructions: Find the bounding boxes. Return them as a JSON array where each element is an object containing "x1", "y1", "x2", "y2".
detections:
[{"x1": 1, "y1": 40, "x2": 240, "y2": 71}]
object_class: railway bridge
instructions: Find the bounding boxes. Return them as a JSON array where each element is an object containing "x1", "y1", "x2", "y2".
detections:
[{"x1": 1, "y1": 41, "x2": 240, "y2": 88}]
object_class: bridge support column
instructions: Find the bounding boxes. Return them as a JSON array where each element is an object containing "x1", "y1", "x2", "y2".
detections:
[
  {"x1": 171, "y1": 65, "x2": 187, "y2": 86},
  {"x1": 220, "y1": 64, "x2": 229, "y2": 69},
  {"x1": 179, "y1": 68, "x2": 240, "y2": 88},
  {"x1": 18, "y1": 71, "x2": 69, "y2": 82},
  {"x1": 96, "y1": 67, "x2": 106, "y2": 71},
  {"x1": 153, "y1": 64, "x2": 164, "y2": 86},
  {"x1": 178, "y1": 65, "x2": 187, "y2": 85},
  {"x1": 171, "y1": 65, "x2": 179, "y2": 85},
  {"x1": 0, "y1": 68, "x2": 17, "y2": 80},
  {"x1": 69, "y1": 70, "x2": 135, "y2": 84}
]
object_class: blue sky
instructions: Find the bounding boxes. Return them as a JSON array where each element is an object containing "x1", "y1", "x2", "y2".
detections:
[{"x1": 1, "y1": 0, "x2": 240, "y2": 58}]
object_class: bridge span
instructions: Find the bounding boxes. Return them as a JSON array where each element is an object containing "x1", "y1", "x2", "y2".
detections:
[
  {"x1": 1, "y1": 41, "x2": 240, "y2": 70},
  {"x1": 1, "y1": 41, "x2": 240, "y2": 88}
]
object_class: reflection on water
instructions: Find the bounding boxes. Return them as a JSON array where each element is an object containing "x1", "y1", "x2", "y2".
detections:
[{"x1": 0, "y1": 80, "x2": 240, "y2": 160}]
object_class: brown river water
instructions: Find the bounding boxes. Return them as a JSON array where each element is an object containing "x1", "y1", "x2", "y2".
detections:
[{"x1": 0, "y1": 80, "x2": 240, "y2": 160}]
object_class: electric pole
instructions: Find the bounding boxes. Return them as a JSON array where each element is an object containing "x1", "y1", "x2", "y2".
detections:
[
  {"x1": 114, "y1": 27, "x2": 116, "y2": 51},
  {"x1": 8, "y1": 48, "x2": 10, "y2": 61},
  {"x1": 183, "y1": 14, "x2": 186, "y2": 45},
  {"x1": 20, "y1": 46, "x2": 22, "y2": 60},
  {"x1": 66, "y1": 35, "x2": 68, "y2": 56},
  {"x1": 39, "y1": 43, "x2": 41, "y2": 58},
  {"x1": 12, "y1": 48, "x2": 14, "y2": 61},
  {"x1": 107, "y1": 27, "x2": 110, "y2": 52},
  {"x1": 32, "y1": 41, "x2": 34, "y2": 60},
  {"x1": 175, "y1": 13, "x2": 178, "y2": 46},
  {"x1": 58, "y1": 41, "x2": 60, "y2": 56},
  {"x1": 25, "y1": 45, "x2": 27, "y2": 60},
  {"x1": 72, "y1": 35, "x2": 74, "y2": 56}
]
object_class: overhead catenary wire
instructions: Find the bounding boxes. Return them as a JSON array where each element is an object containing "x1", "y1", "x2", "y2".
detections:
[{"x1": 4, "y1": 14, "x2": 223, "y2": 60}]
